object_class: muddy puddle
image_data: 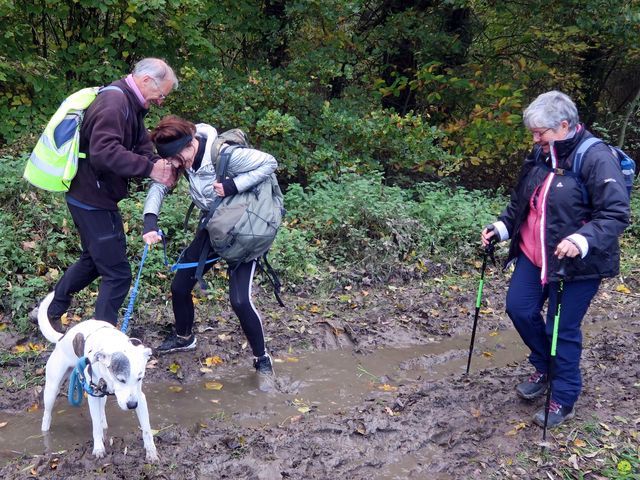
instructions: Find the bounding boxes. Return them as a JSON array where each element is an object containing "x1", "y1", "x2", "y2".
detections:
[{"x1": 0, "y1": 326, "x2": 529, "y2": 462}]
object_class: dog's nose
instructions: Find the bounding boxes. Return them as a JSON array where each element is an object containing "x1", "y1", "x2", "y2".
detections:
[{"x1": 126, "y1": 400, "x2": 138, "y2": 410}]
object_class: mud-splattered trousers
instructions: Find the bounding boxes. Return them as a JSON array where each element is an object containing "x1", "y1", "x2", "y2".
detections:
[
  {"x1": 49, "y1": 200, "x2": 132, "y2": 325},
  {"x1": 171, "y1": 229, "x2": 266, "y2": 357},
  {"x1": 506, "y1": 254, "x2": 601, "y2": 409}
]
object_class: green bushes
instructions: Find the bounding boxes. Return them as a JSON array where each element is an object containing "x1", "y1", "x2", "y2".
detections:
[{"x1": 1, "y1": 160, "x2": 509, "y2": 328}]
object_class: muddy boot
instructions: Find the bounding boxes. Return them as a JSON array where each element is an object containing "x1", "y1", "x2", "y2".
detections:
[
  {"x1": 28, "y1": 306, "x2": 39, "y2": 325},
  {"x1": 155, "y1": 333, "x2": 197, "y2": 354},
  {"x1": 253, "y1": 353, "x2": 274, "y2": 376},
  {"x1": 516, "y1": 371, "x2": 548, "y2": 400},
  {"x1": 533, "y1": 399, "x2": 575, "y2": 428},
  {"x1": 254, "y1": 354, "x2": 275, "y2": 392},
  {"x1": 48, "y1": 316, "x2": 67, "y2": 334}
]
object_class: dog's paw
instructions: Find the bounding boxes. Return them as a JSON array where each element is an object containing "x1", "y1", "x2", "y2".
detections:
[
  {"x1": 145, "y1": 448, "x2": 159, "y2": 463},
  {"x1": 93, "y1": 445, "x2": 106, "y2": 458}
]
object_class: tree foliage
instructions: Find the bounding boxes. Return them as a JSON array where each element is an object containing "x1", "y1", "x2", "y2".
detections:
[{"x1": 1, "y1": 0, "x2": 639, "y2": 187}]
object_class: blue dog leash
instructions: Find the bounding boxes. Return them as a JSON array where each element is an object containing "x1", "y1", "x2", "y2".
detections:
[
  {"x1": 68, "y1": 356, "x2": 112, "y2": 406},
  {"x1": 120, "y1": 241, "x2": 151, "y2": 334}
]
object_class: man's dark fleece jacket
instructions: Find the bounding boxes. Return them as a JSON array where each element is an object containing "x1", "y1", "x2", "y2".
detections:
[{"x1": 67, "y1": 78, "x2": 159, "y2": 210}]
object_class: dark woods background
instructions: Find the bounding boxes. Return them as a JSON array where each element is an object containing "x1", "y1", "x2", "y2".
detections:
[
  {"x1": 1, "y1": 0, "x2": 639, "y2": 325},
  {"x1": 2, "y1": 0, "x2": 639, "y2": 189}
]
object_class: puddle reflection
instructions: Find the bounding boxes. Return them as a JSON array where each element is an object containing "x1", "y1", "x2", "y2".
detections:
[{"x1": 0, "y1": 327, "x2": 528, "y2": 460}]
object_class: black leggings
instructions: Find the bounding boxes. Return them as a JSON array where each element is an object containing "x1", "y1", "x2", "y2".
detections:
[{"x1": 171, "y1": 229, "x2": 266, "y2": 357}]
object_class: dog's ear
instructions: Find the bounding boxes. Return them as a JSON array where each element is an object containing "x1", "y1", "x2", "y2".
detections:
[
  {"x1": 72, "y1": 333, "x2": 85, "y2": 357},
  {"x1": 142, "y1": 347, "x2": 153, "y2": 361},
  {"x1": 129, "y1": 338, "x2": 143, "y2": 347},
  {"x1": 91, "y1": 350, "x2": 112, "y2": 367}
]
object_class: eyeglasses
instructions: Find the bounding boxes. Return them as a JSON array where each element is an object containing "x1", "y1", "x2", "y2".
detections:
[
  {"x1": 150, "y1": 77, "x2": 167, "y2": 100},
  {"x1": 531, "y1": 127, "x2": 553, "y2": 139}
]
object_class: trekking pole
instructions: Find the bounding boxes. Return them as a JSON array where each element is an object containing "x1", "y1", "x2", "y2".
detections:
[
  {"x1": 465, "y1": 238, "x2": 496, "y2": 375},
  {"x1": 542, "y1": 262, "x2": 566, "y2": 443}
]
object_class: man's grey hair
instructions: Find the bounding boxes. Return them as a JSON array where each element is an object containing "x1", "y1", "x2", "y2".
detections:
[
  {"x1": 132, "y1": 58, "x2": 179, "y2": 89},
  {"x1": 523, "y1": 90, "x2": 579, "y2": 130}
]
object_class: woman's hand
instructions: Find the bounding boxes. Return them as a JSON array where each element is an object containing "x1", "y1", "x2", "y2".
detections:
[
  {"x1": 213, "y1": 181, "x2": 225, "y2": 197},
  {"x1": 555, "y1": 238, "x2": 580, "y2": 259},
  {"x1": 143, "y1": 231, "x2": 163, "y2": 245},
  {"x1": 481, "y1": 225, "x2": 496, "y2": 247}
]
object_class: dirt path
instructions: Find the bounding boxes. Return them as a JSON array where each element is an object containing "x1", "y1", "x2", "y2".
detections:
[{"x1": 1, "y1": 274, "x2": 638, "y2": 479}]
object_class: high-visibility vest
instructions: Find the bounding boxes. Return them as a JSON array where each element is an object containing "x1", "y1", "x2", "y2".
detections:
[{"x1": 23, "y1": 86, "x2": 122, "y2": 192}]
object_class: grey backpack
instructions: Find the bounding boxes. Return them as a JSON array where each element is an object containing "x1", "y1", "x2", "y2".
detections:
[
  {"x1": 194, "y1": 136, "x2": 285, "y2": 302},
  {"x1": 205, "y1": 145, "x2": 284, "y2": 266}
]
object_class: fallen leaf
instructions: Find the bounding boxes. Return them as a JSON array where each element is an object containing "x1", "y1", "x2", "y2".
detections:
[
  {"x1": 378, "y1": 384, "x2": 398, "y2": 392},
  {"x1": 615, "y1": 284, "x2": 631, "y2": 294},
  {"x1": 613, "y1": 415, "x2": 628, "y2": 424},
  {"x1": 617, "y1": 460, "x2": 632, "y2": 474},
  {"x1": 568, "y1": 453, "x2": 579, "y2": 470},
  {"x1": 204, "y1": 356, "x2": 223, "y2": 367},
  {"x1": 297, "y1": 405, "x2": 310, "y2": 414},
  {"x1": 204, "y1": 382, "x2": 223, "y2": 391},
  {"x1": 385, "y1": 406, "x2": 397, "y2": 417},
  {"x1": 482, "y1": 351, "x2": 494, "y2": 358},
  {"x1": 61, "y1": 313, "x2": 70, "y2": 326},
  {"x1": 27, "y1": 403, "x2": 39, "y2": 413},
  {"x1": 285, "y1": 357, "x2": 299, "y2": 363},
  {"x1": 200, "y1": 367, "x2": 213, "y2": 374},
  {"x1": 573, "y1": 438, "x2": 587, "y2": 448},
  {"x1": 218, "y1": 333, "x2": 229, "y2": 341},
  {"x1": 210, "y1": 399, "x2": 220, "y2": 404},
  {"x1": 168, "y1": 363, "x2": 181, "y2": 374},
  {"x1": 0, "y1": 421, "x2": 7, "y2": 428},
  {"x1": 470, "y1": 408, "x2": 481, "y2": 418},
  {"x1": 168, "y1": 386, "x2": 183, "y2": 393}
]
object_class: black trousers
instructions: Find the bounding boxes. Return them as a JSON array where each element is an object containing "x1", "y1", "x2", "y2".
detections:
[
  {"x1": 171, "y1": 229, "x2": 266, "y2": 358},
  {"x1": 49, "y1": 203, "x2": 131, "y2": 325}
]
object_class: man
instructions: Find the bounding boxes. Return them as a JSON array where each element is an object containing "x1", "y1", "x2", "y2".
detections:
[{"x1": 45, "y1": 58, "x2": 178, "y2": 331}]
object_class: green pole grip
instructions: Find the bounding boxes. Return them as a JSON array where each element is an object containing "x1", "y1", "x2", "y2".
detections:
[
  {"x1": 551, "y1": 281, "x2": 563, "y2": 357},
  {"x1": 476, "y1": 279, "x2": 484, "y2": 308}
]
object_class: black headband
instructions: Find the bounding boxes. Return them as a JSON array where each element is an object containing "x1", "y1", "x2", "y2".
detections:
[{"x1": 155, "y1": 134, "x2": 193, "y2": 158}]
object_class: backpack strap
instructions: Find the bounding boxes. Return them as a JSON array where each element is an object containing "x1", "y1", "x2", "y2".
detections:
[
  {"x1": 569, "y1": 136, "x2": 602, "y2": 205},
  {"x1": 77, "y1": 86, "x2": 126, "y2": 161},
  {"x1": 257, "y1": 253, "x2": 285, "y2": 307},
  {"x1": 572, "y1": 136, "x2": 602, "y2": 175},
  {"x1": 194, "y1": 145, "x2": 237, "y2": 289}
]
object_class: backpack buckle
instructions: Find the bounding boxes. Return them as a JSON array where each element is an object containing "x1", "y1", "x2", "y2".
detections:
[{"x1": 553, "y1": 168, "x2": 566, "y2": 176}]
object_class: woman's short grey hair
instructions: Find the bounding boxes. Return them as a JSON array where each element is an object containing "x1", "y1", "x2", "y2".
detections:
[
  {"x1": 523, "y1": 90, "x2": 579, "y2": 129},
  {"x1": 132, "y1": 58, "x2": 179, "y2": 89}
]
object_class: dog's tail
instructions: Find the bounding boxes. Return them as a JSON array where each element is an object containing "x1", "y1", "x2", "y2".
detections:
[{"x1": 38, "y1": 292, "x2": 63, "y2": 343}]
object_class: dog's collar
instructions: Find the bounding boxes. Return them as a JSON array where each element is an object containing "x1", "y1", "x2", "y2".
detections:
[{"x1": 85, "y1": 362, "x2": 113, "y2": 397}]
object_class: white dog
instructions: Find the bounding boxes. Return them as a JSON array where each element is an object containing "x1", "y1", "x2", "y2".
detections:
[{"x1": 38, "y1": 292, "x2": 158, "y2": 462}]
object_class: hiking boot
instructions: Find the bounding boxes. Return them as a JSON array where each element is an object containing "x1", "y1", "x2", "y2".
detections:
[
  {"x1": 516, "y1": 371, "x2": 548, "y2": 400},
  {"x1": 533, "y1": 399, "x2": 575, "y2": 428},
  {"x1": 49, "y1": 316, "x2": 67, "y2": 334},
  {"x1": 29, "y1": 306, "x2": 66, "y2": 334},
  {"x1": 253, "y1": 353, "x2": 274, "y2": 376},
  {"x1": 155, "y1": 333, "x2": 196, "y2": 354}
]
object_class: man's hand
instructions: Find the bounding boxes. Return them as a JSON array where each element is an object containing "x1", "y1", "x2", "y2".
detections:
[
  {"x1": 143, "y1": 231, "x2": 163, "y2": 245},
  {"x1": 150, "y1": 159, "x2": 177, "y2": 187}
]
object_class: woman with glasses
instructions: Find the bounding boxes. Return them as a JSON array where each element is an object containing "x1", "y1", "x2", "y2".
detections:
[
  {"x1": 141, "y1": 115, "x2": 278, "y2": 378},
  {"x1": 480, "y1": 91, "x2": 629, "y2": 428}
]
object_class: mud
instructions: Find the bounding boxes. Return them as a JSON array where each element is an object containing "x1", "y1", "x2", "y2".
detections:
[{"x1": 0, "y1": 271, "x2": 639, "y2": 479}]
